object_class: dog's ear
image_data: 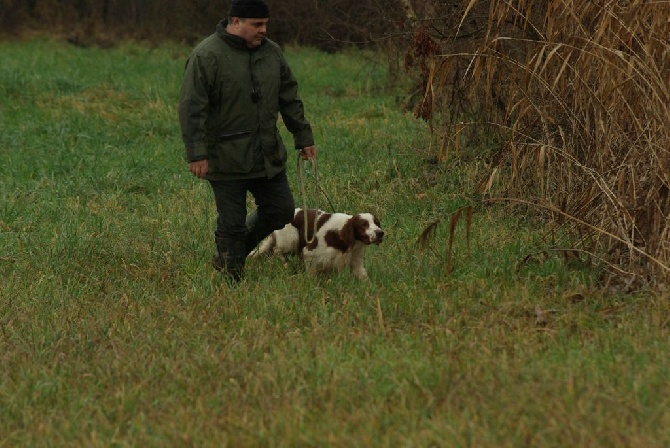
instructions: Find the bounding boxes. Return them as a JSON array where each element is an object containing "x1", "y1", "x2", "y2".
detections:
[
  {"x1": 339, "y1": 216, "x2": 356, "y2": 247},
  {"x1": 340, "y1": 216, "x2": 356, "y2": 247}
]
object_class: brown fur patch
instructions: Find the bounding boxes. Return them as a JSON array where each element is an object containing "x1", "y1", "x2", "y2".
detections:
[
  {"x1": 338, "y1": 217, "x2": 356, "y2": 249},
  {"x1": 303, "y1": 210, "x2": 331, "y2": 251},
  {"x1": 325, "y1": 229, "x2": 349, "y2": 252},
  {"x1": 352, "y1": 215, "x2": 372, "y2": 244}
]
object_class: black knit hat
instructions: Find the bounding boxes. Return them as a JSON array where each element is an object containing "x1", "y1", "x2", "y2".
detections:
[{"x1": 228, "y1": 0, "x2": 269, "y2": 18}]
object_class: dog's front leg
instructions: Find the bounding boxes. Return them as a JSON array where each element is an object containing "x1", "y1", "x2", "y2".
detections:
[
  {"x1": 302, "y1": 250, "x2": 319, "y2": 277},
  {"x1": 351, "y1": 265, "x2": 369, "y2": 280},
  {"x1": 350, "y1": 248, "x2": 369, "y2": 280}
]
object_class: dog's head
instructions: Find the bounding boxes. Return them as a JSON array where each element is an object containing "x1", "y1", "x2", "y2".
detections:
[{"x1": 341, "y1": 213, "x2": 384, "y2": 246}]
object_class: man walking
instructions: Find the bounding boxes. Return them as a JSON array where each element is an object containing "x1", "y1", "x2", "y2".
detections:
[{"x1": 179, "y1": 0, "x2": 317, "y2": 282}]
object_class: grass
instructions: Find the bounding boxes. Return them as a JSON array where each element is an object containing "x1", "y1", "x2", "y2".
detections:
[{"x1": 1, "y1": 38, "x2": 669, "y2": 447}]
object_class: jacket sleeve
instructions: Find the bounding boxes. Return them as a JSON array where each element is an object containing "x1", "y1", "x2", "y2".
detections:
[
  {"x1": 277, "y1": 52, "x2": 315, "y2": 149},
  {"x1": 178, "y1": 54, "x2": 213, "y2": 162}
]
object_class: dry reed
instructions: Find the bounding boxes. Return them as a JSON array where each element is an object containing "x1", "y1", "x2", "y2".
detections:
[{"x1": 405, "y1": 0, "x2": 669, "y2": 288}]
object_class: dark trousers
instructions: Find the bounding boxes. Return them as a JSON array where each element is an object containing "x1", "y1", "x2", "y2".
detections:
[{"x1": 208, "y1": 171, "x2": 295, "y2": 255}]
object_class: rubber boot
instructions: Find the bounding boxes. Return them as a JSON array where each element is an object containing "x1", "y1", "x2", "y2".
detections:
[{"x1": 212, "y1": 233, "x2": 246, "y2": 283}]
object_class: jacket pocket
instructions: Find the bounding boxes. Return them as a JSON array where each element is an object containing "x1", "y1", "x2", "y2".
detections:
[
  {"x1": 217, "y1": 130, "x2": 252, "y2": 142},
  {"x1": 210, "y1": 130, "x2": 257, "y2": 174}
]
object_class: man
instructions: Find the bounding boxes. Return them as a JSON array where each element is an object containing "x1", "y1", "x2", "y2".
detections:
[{"x1": 178, "y1": 0, "x2": 317, "y2": 282}]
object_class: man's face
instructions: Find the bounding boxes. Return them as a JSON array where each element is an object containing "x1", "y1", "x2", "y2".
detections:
[{"x1": 231, "y1": 17, "x2": 268, "y2": 48}]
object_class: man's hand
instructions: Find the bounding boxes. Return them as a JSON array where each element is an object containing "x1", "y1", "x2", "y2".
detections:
[
  {"x1": 300, "y1": 145, "x2": 317, "y2": 160},
  {"x1": 189, "y1": 159, "x2": 208, "y2": 179}
]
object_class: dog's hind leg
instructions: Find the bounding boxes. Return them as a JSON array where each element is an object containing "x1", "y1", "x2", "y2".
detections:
[{"x1": 248, "y1": 233, "x2": 276, "y2": 258}]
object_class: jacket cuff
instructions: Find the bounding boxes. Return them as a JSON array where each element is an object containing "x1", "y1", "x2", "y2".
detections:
[
  {"x1": 292, "y1": 129, "x2": 315, "y2": 149},
  {"x1": 186, "y1": 143, "x2": 208, "y2": 162}
]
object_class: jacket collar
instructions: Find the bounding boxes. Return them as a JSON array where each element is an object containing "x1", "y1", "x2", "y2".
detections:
[{"x1": 216, "y1": 20, "x2": 266, "y2": 51}]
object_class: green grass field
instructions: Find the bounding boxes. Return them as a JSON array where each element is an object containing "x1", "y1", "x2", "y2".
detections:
[{"x1": 1, "y1": 39, "x2": 668, "y2": 447}]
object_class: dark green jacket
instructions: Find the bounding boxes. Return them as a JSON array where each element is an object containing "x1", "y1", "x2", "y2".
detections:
[{"x1": 178, "y1": 21, "x2": 314, "y2": 180}]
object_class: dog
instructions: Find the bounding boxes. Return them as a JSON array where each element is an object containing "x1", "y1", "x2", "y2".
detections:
[{"x1": 249, "y1": 208, "x2": 384, "y2": 280}]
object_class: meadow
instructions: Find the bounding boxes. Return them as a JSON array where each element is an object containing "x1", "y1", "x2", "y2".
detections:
[{"x1": 1, "y1": 39, "x2": 668, "y2": 447}]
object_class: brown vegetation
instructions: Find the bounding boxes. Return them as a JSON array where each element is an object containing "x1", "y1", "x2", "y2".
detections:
[{"x1": 403, "y1": 0, "x2": 670, "y2": 288}]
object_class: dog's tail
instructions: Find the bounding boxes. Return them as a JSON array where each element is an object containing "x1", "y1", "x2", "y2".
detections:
[{"x1": 247, "y1": 233, "x2": 276, "y2": 258}]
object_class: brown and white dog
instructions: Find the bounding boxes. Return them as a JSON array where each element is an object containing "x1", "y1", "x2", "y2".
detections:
[{"x1": 249, "y1": 208, "x2": 384, "y2": 280}]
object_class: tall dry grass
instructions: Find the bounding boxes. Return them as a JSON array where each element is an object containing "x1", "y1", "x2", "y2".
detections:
[{"x1": 404, "y1": 0, "x2": 669, "y2": 288}]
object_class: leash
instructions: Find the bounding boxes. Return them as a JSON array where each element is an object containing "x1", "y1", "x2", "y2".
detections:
[{"x1": 296, "y1": 153, "x2": 320, "y2": 244}]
